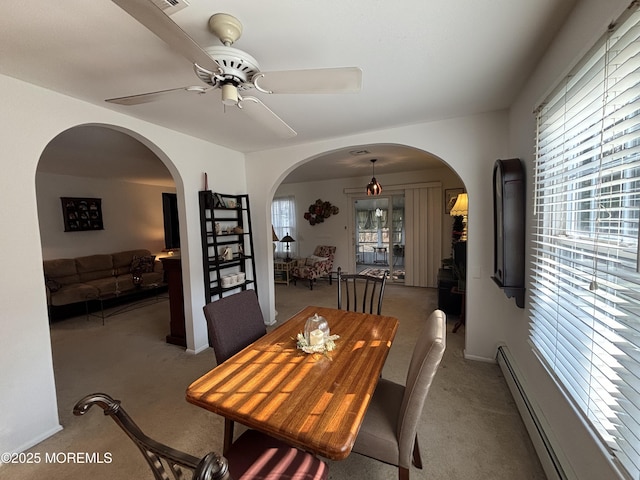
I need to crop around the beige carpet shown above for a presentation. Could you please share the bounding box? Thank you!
[3,282,546,479]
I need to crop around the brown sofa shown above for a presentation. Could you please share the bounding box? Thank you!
[43,249,164,307]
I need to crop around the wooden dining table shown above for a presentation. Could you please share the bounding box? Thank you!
[186,305,399,460]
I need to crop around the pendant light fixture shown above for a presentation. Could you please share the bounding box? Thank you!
[366,159,382,196]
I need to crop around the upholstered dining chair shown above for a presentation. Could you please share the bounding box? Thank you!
[74,392,328,480]
[203,290,267,454]
[336,267,389,315]
[351,309,447,480]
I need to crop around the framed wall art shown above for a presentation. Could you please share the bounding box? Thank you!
[444,188,465,214]
[61,197,104,232]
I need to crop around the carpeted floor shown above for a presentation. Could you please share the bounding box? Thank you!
[3,281,546,479]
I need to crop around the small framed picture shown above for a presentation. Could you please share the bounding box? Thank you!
[444,188,464,214]
[61,197,104,232]
[213,193,226,208]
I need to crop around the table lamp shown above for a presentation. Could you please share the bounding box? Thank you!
[280,233,295,261]
[450,193,468,241]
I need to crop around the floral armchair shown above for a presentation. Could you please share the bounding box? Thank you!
[292,245,336,290]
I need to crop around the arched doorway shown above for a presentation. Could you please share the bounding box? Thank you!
[36,124,183,417]
[268,143,467,339]
[37,125,177,259]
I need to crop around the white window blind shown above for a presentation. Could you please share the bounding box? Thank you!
[532,6,640,477]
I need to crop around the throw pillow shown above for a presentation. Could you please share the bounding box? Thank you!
[131,255,156,273]
[305,255,329,266]
[45,276,61,292]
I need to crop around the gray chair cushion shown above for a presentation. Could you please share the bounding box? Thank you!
[351,378,404,466]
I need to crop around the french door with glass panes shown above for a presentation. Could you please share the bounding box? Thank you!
[353,195,404,282]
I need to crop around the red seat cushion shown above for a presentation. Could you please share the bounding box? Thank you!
[225,430,328,480]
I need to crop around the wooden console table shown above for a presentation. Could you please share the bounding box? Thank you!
[160,256,186,347]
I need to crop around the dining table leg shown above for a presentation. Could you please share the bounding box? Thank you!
[223,418,235,455]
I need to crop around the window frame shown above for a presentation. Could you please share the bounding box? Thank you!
[531,5,640,477]
[271,196,297,259]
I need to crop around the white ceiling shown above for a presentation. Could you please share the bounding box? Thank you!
[2,0,577,184]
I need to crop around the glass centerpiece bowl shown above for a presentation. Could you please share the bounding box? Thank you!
[304,313,329,346]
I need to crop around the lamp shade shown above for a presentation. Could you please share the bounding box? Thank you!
[280,233,295,261]
[450,193,468,216]
[272,225,279,241]
[367,177,382,196]
[366,158,382,196]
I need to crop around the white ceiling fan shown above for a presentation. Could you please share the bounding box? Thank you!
[108,0,362,138]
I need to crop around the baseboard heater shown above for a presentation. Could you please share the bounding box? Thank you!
[496,345,567,480]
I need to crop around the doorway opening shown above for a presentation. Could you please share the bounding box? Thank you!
[354,195,405,282]
[162,192,181,251]
[36,124,182,426]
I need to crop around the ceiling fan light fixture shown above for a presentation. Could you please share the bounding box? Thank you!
[107,3,362,140]
[221,83,239,106]
[366,159,382,196]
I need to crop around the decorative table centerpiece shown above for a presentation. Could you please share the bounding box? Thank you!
[297,313,340,354]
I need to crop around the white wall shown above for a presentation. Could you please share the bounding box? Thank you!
[275,178,351,270]
[37,173,174,259]
[0,74,245,456]
[246,112,509,360]
[506,0,629,478]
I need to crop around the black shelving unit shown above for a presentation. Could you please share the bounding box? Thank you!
[199,191,257,304]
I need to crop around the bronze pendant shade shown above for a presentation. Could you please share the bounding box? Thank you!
[366,159,382,196]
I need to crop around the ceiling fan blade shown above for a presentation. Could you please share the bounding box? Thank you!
[238,96,297,138]
[112,0,219,73]
[106,86,207,105]
[253,67,362,94]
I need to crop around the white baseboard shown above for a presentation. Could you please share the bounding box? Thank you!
[463,350,495,363]
[188,344,210,355]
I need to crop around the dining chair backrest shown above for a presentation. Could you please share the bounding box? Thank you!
[203,290,268,454]
[74,393,230,480]
[203,290,266,364]
[337,267,389,315]
[397,309,446,466]
[74,392,329,480]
